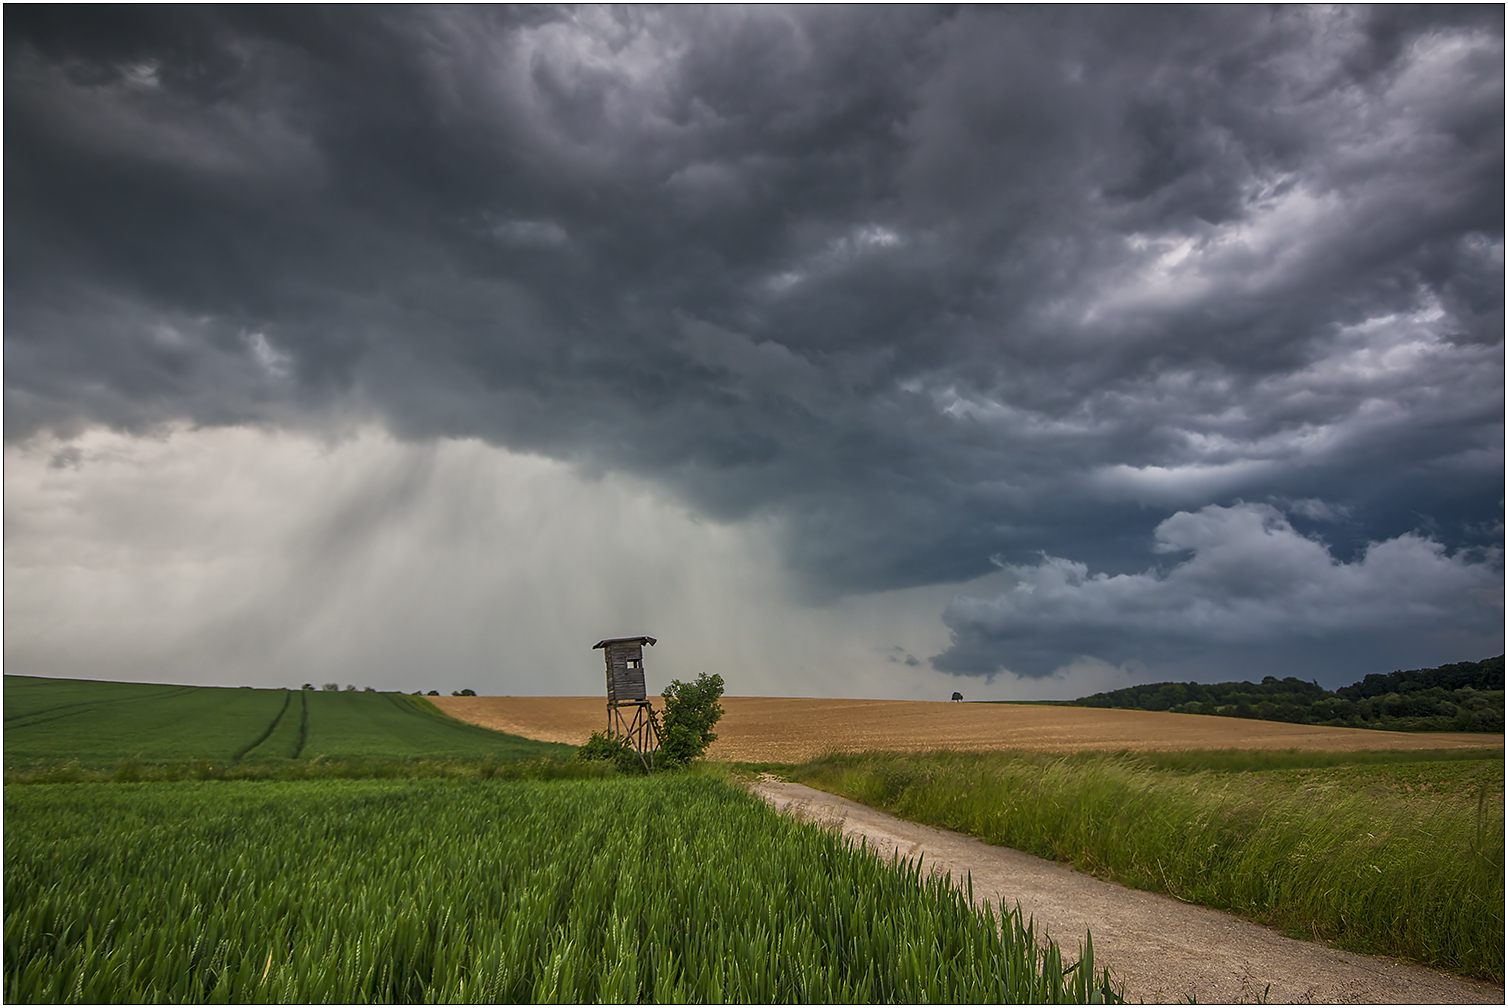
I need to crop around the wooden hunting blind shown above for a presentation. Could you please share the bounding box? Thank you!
[593,636,662,769]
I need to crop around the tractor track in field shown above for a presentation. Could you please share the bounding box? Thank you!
[232,689,293,762]
[749,778,1504,1005]
[292,689,309,758]
[4,685,195,729]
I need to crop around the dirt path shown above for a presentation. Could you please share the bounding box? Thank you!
[749,778,1503,1005]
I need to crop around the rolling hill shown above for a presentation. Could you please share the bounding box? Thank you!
[3,676,571,768]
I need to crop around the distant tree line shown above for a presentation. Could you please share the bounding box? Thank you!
[1072,656,1504,733]
[293,684,478,696]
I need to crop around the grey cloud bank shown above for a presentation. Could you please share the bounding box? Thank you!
[937,502,1502,680]
[5,6,1502,690]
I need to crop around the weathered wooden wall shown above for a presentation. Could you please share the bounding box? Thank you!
[604,642,647,703]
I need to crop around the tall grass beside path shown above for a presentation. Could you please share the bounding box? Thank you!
[794,750,1504,981]
[6,774,1119,1004]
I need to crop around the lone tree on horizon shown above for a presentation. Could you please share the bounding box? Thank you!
[952,691,964,702]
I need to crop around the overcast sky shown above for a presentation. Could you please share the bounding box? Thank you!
[5,6,1502,698]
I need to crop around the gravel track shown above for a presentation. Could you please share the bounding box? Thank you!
[749,778,1503,1005]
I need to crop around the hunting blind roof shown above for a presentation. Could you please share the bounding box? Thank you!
[591,636,658,649]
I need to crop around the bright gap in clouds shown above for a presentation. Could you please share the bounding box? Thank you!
[4,425,1021,700]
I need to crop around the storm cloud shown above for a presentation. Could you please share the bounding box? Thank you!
[936,502,1503,680]
[6,7,1502,689]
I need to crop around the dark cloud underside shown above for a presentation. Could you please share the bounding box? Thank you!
[6,6,1501,682]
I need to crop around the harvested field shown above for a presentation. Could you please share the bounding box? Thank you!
[430,696,1504,763]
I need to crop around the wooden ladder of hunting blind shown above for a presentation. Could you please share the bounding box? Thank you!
[593,636,663,771]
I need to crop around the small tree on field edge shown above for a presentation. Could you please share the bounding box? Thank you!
[659,673,725,767]
[952,691,964,702]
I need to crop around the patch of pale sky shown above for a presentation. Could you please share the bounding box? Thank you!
[504,6,705,147]
[4,425,1020,700]
[122,60,161,88]
[1391,28,1505,123]
[1088,186,1343,326]
[765,224,906,295]
[1086,460,1278,507]
[245,332,292,378]
[1290,313,1461,393]
[929,386,1102,440]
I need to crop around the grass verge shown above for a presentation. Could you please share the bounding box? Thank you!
[3,754,611,785]
[791,749,1504,981]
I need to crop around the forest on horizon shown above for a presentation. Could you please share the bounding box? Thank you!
[1071,656,1505,733]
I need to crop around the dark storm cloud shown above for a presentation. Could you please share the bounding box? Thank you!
[6,5,1502,681]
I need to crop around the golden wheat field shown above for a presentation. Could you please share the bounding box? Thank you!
[430,696,1504,763]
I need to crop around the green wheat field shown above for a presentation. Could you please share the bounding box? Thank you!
[5,674,1502,1002]
[4,676,1117,1004]
[4,675,570,768]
